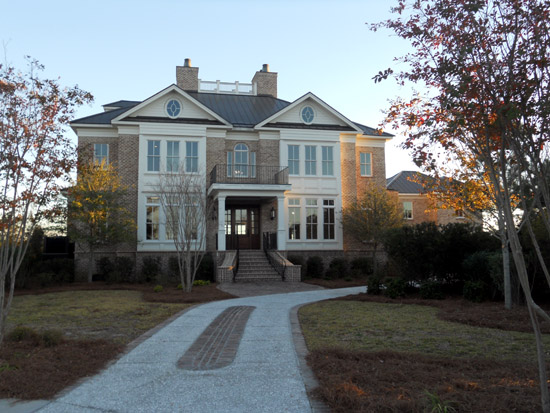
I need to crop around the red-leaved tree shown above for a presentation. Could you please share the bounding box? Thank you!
[0,58,92,345]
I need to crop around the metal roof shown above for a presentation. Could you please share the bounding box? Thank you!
[386,171,431,194]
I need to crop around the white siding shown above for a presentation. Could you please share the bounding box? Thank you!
[276,100,347,126]
[131,91,217,120]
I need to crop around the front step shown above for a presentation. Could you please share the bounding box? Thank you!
[235,250,281,282]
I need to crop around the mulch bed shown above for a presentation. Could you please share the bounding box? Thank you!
[308,349,541,413]
[336,292,550,334]
[303,278,367,289]
[0,339,124,400]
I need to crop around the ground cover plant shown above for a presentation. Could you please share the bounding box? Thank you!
[0,282,234,399]
[299,295,550,412]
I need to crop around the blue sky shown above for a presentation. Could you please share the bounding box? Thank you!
[1,0,419,177]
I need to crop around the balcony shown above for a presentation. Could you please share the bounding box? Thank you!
[210,165,289,186]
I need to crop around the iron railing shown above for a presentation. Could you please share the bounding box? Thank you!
[263,231,285,281]
[210,165,289,186]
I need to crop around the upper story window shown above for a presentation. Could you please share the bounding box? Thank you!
[166,141,180,172]
[94,143,109,164]
[227,143,256,178]
[288,145,300,175]
[301,106,315,124]
[403,201,413,220]
[165,99,182,118]
[186,141,198,173]
[147,140,161,172]
[322,146,333,176]
[305,145,317,176]
[360,152,372,177]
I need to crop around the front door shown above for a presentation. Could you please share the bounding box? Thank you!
[225,207,260,249]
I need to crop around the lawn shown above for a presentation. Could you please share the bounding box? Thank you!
[0,283,234,400]
[299,296,548,412]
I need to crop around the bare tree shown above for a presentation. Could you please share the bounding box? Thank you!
[156,167,212,292]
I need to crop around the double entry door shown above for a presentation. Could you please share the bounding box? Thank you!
[225,207,260,250]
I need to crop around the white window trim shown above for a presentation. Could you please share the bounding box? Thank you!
[403,201,413,220]
[360,152,373,177]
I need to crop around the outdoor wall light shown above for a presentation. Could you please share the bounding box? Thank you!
[270,206,276,220]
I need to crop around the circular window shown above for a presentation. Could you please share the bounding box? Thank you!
[301,106,315,124]
[166,99,182,118]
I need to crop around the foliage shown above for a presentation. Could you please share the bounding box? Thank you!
[341,183,402,273]
[288,255,306,273]
[463,281,489,303]
[367,274,382,295]
[424,390,457,413]
[16,226,44,288]
[141,256,160,283]
[384,277,407,299]
[419,281,444,300]
[8,326,63,347]
[350,257,373,277]
[306,256,324,278]
[153,285,163,293]
[373,1,550,406]
[195,253,214,282]
[325,257,349,279]
[67,160,136,282]
[96,256,134,283]
[0,58,92,346]
[193,280,210,286]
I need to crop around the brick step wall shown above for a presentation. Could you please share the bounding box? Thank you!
[235,250,281,281]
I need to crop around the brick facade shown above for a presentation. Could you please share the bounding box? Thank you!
[251,69,277,97]
[176,63,199,92]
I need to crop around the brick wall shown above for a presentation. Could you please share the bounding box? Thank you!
[355,146,386,194]
[251,71,277,97]
[399,195,437,225]
[176,65,199,91]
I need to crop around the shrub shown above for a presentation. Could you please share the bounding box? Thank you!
[351,257,373,277]
[463,280,488,302]
[326,257,349,279]
[176,283,183,290]
[193,279,210,286]
[420,280,444,300]
[114,256,135,283]
[153,285,163,293]
[168,256,180,281]
[37,272,56,287]
[367,274,382,295]
[97,257,114,281]
[141,256,161,283]
[384,277,407,299]
[196,254,215,282]
[40,258,75,283]
[42,330,63,347]
[306,256,324,278]
[8,326,40,343]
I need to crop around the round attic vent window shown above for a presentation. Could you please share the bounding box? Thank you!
[166,99,182,118]
[301,106,315,124]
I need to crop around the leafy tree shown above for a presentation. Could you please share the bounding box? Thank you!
[156,169,212,292]
[0,58,92,345]
[373,0,550,408]
[341,183,402,274]
[68,160,135,282]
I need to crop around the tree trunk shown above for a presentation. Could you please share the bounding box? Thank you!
[498,211,512,309]
[372,242,378,276]
[88,247,94,283]
[185,258,192,293]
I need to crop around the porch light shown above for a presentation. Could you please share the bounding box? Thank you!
[270,206,276,220]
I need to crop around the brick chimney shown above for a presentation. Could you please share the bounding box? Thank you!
[176,58,199,92]
[251,64,277,97]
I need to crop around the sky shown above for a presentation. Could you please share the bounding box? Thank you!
[1,0,420,178]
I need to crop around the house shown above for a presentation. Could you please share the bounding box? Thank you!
[386,170,475,225]
[70,60,392,281]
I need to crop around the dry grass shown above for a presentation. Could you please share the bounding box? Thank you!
[299,296,550,412]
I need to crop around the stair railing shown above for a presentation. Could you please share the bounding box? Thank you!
[232,234,240,282]
[263,231,286,281]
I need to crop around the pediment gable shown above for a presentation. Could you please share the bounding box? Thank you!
[255,93,363,132]
[113,85,231,126]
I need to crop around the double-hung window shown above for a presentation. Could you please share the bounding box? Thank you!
[146,196,160,240]
[147,140,160,172]
[94,143,109,164]
[305,146,316,175]
[306,199,318,239]
[288,145,300,175]
[322,146,333,176]
[166,141,180,172]
[186,141,198,173]
[323,199,335,239]
[360,152,372,176]
[403,202,413,220]
[288,199,300,240]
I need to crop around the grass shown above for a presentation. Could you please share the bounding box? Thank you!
[6,290,190,344]
[0,283,234,400]
[299,300,547,362]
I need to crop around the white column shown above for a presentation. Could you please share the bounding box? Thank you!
[217,196,226,251]
[276,196,286,251]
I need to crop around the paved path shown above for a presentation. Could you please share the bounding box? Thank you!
[29,286,365,412]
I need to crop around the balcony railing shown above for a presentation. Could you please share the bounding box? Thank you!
[210,165,289,185]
